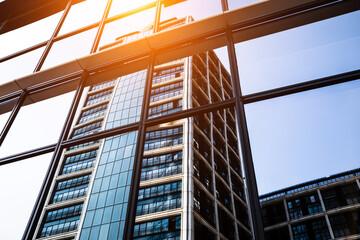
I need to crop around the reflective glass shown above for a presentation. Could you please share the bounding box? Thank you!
[42,28,98,70]
[227,0,262,10]
[108,0,155,18]
[0,92,74,158]
[245,80,360,195]
[235,10,360,95]
[0,98,16,130]
[0,47,45,84]
[58,0,108,35]
[0,11,63,58]
[160,0,222,23]
[99,8,156,50]
[0,153,52,240]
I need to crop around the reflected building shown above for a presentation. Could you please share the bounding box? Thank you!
[260,168,360,239]
[33,17,252,240]
[0,0,359,240]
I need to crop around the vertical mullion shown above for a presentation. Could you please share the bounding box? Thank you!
[153,0,162,33]
[123,52,156,240]
[34,0,73,72]
[22,71,88,240]
[90,0,113,53]
[224,28,266,240]
[0,91,27,147]
[123,4,161,238]
[222,0,265,236]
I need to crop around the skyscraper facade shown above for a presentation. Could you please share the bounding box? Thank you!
[32,17,252,240]
[0,0,359,240]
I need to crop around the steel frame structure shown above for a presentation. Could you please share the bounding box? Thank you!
[0,0,359,239]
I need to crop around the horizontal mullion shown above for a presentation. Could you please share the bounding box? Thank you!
[0,144,56,166]
[61,122,139,148]
[242,69,360,104]
[145,98,236,127]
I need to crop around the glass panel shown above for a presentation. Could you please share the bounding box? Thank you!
[245,80,360,195]
[79,131,138,240]
[0,47,45,85]
[227,0,262,10]
[0,92,75,158]
[99,8,156,51]
[0,111,11,132]
[0,153,52,240]
[41,27,98,70]
[0,98,17,130]
[160,0,222,24]
[235,10,360,95]
[0,11,63,58]
[58,0,108,35]
[105,70,147,129]
[108,0,155,18]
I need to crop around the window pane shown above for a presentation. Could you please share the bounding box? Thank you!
[108,0,155,18]
[0,98,18,130]
[0,92,74,158]
[58,0,108,35]
[0,11,63,58]
[0,153,52,240]
[235,10,360,95]
[245,80,360,195]
[160,0,222,23]
[0,47,45,85]
[227,0,262,10]
[99,8,156,50]
[41,28,98,70]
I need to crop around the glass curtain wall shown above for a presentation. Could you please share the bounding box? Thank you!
[0,0,359,240]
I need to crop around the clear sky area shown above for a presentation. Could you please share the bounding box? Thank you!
[0,1,359,239]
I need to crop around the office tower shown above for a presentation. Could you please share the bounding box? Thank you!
[260,168,360,239]
[30,17,252,240]
[0,0,359,240]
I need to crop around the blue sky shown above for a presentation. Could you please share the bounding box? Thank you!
[236,10,360,194]
[0,2,359,239]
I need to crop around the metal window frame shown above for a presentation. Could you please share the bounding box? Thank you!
[0,0,358,239]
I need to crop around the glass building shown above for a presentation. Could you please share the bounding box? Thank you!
[0,0,359,239]
[260,168,360,239]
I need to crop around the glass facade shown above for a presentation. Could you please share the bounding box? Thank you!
[0,0,359,240]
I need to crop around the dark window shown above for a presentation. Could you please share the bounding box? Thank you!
[292,217,330,240]
[193,154,213,194]
[152,65,184,85]
[141,151,182,181]
[133,216,181,240]
[136,181,182,216]
[321,182,360,210]
[78,103,108,124]
[194,219,216,240]
[85,88,113,107]
[144,126,183,151]
[38,204,83,238]
[71,120,103,139]
[150,81,183,103]
[148,99,183,118]
[265,226,290,240]
[262,201,287,227]
[216,179,232,212]
[287,193,322,220]
[61,150,98,175]
[51,175,91,204]
[194,184,215,226]
[329,210,360,237]
[218,206,236,240]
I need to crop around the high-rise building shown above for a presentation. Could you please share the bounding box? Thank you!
[31,17,252,240]
[260,168,360,239]
[0,0,359,240]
